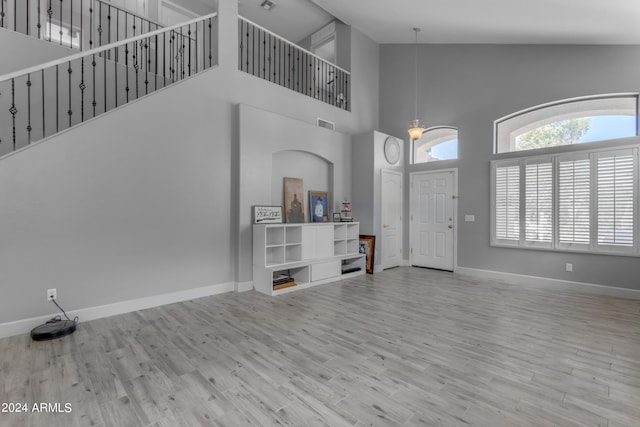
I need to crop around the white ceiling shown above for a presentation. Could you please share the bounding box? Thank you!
[310,0,640,44]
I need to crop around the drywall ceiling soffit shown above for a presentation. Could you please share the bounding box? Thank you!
[238,0,335,43]
[311,0,640,44]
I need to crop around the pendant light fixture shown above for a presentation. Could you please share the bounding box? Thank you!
[408,27,425,140]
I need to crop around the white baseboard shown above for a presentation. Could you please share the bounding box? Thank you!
[0,281,236,339]
[236,281,254,292]
[455,267,640,300]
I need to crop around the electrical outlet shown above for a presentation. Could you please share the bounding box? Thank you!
[47,288,57,301]
[566,263,573,272]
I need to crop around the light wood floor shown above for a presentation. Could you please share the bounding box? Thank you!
[1,267,640,427]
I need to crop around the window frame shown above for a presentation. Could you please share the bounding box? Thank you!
[491,144,640,256]
[494,93,640,154]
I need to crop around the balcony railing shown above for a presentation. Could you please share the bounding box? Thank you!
[238,17,350,111]
[0,12,218,157]
[0,0,162,50]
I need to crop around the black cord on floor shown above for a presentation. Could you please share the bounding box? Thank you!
[51,298,79,323]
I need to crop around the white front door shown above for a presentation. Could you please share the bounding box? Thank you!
[411,170,456,271]
[381,170,403,269]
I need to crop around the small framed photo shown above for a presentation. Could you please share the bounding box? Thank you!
[252,206,283,224]
[359,235,375,274]
[309,191,329,222]
[333,212,342,222]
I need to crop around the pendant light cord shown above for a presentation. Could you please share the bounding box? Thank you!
[414,28,419,121]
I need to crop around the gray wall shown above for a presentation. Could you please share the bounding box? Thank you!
[379,44,640,290]
[0,0,379,326]
[352,130,404,271]
[0,28,75,76]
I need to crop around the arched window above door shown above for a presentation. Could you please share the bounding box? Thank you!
[412,126,459,164]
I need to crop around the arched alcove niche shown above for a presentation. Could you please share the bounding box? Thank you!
[271,150,334,218]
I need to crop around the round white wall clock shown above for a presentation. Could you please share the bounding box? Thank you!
[384,136,400,165]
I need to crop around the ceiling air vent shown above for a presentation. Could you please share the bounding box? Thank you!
[317,118,335,131]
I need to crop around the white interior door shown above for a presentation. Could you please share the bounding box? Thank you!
[411,170,456,271]
[381,170,403,269]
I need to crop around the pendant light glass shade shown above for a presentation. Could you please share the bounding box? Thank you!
[408,120,424,140]
[408,28,424,140]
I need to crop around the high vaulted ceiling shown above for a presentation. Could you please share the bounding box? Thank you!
[306,0,640,45]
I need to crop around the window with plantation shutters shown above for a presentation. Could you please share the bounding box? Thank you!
[596,150,636,250]
[558,156,591,248]
[494,164,520,242]
[492,146,639,255]
[525,161,553,245]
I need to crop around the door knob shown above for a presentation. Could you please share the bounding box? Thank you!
[383,224,389,228]
[448,224,454,229]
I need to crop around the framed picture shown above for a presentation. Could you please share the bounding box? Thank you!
[333,212,341,222]
[283,177,304,223]
[309,191,329,222]
[252,206,282,224]
[359,235,375,274]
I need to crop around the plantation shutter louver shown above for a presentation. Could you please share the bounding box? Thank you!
[558,156,591,248]
[597,150,636,250]
[495,164,520,241]
[525,161,553,244]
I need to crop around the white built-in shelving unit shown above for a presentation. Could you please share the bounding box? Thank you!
[253,222,365,296]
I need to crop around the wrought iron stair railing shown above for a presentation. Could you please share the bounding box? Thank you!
[0,12,217,157]
[1,0,162,50]
[238,16,350,111]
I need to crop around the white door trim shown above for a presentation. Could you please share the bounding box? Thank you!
[409,168,458,271]
[381,169,403,270]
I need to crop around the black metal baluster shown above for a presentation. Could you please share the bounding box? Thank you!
[155,33,159,90]
[262,30,266,79]
[103,50,107,112]
[135,40,139,99]
[144,38,149,95]
[180,27,185,79]
[107,5,111,47]
[89,2,93,49]
[267,33,272,82]
[251,24,255,76]
[194,23,198,74]
[169,31,173,81]
[162,31,166,85]
[47,0,53,42]
[245,22,249,73]
[209,18,213,67]
[13,0,16,31]
[26,0,30,35]
[345,74,349,110]
[80,57,85,122]
[10,78,17,150]
[188,25,192,76]
[67,61,72,128]
[92,53,96,117]
[37,0,42,39]
[27,74,32,143]
[125,40,129,103]
[98,2,103,48]
[238,19,243,71]
[55,65,59,132]
[114,44,118,107]
[41,70,45,139]
[1,0,5,29]
[287,43,291,89]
